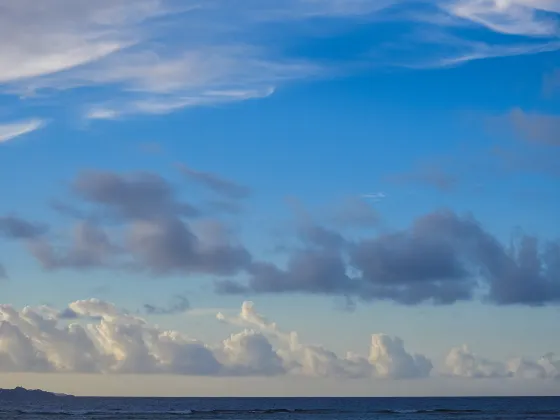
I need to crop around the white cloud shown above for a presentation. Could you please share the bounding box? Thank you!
[219,301,432,379]
[444,0,560,36]
[0,0,558,120]
[0,119,45,143]
[444,345,560,379]
[0,299,558,380]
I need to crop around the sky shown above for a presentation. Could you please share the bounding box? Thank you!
[0,0,560,397]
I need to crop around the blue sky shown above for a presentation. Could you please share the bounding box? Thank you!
[0,0,560,396]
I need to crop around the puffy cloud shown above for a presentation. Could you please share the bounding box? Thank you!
[28,170,251,277]
[369,335,433,379]
[218,210,560,306]
[444,345,560,379]
[1,299,558,380]
[0,299,432,379]
[219,301,432,379]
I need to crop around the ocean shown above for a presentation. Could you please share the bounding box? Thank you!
[1,397,560,420]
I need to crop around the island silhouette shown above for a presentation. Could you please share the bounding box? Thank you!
[0,387,73,399]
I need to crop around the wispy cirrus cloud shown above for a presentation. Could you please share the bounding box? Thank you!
[0,119,45,143]
[0,0,559,120]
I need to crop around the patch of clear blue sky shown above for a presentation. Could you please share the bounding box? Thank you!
[1,39,559,363]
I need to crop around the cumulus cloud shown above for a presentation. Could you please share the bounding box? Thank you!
[0,119,45,143]
[0,0,558,119]
[218,301,432,379]
[1,299,558,380]
[444,345,560,379]
[218,210,560,306]
[0,299,430,378]
[30,170,251,277]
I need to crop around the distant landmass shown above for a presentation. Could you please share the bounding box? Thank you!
[0,387,73,399]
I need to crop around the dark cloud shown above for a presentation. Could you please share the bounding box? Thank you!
[143,295,190,315]
[507,108,560,146]
[387,165,458,192]
[217,210,560,306]
[127,218,251,276]
[0,216,48,239]
[72,170,198,221]
[29,170,252,278]
[178,164,251,200]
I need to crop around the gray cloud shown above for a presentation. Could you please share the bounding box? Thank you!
[217,210,560,306]
[507,108,560,146]
[72,170,198,221]
[30,222,119,270]
[32,170,251,277]
[0,215,47,239]
[126,218,251,276]
[143,295,190,315]
[178,164,251,200]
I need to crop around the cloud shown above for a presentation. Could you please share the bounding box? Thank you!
[217,210,560,306]
[0,299,429,378]
[1,0,559,120]
[143,295,190,315]
[71,170,198,221]
[444,345,560,379]
[506,108,560,146]
[442,0,560,37]
[1,299,558,380]
[0,119,45,143]
[218,301,432,379]
[30,222,119,270]
[178,164,251,200]
[31,170,251,277]
[0,215,48,239]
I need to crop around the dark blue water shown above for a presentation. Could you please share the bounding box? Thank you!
[1,397,560,420]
